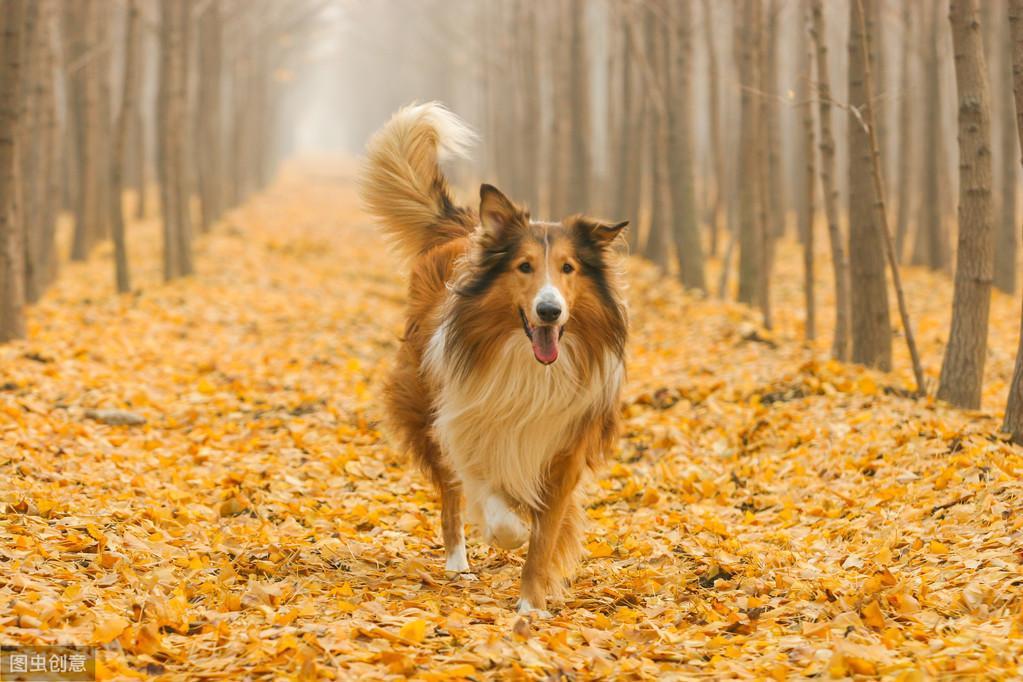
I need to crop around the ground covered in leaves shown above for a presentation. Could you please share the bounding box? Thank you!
[2,162,1022,680]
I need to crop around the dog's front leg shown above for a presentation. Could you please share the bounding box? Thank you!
[517,452,583,615]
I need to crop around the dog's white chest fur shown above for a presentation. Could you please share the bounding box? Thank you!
[425,328,621,511]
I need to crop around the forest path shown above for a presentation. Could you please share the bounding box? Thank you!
[2,162,1021,679]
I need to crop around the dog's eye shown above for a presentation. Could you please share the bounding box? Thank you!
[562,262,575,274]
[518,262,533,274]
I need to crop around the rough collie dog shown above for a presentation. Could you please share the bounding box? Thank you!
[359,103,628,615]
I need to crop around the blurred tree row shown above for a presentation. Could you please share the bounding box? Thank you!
[0,0,329,341]
[337,0,1023,430]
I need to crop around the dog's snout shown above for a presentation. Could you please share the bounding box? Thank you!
[536,301,562,323]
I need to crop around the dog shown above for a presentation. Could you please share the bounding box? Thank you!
[359,102,628,615]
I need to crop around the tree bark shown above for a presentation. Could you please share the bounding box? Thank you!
[642,2,671,271]
[848,0,892,371]
[0,0,28,341]
[667,0,706,292]
[701,0,725,258]
[1001,0,1023,441]
[197,0,224,233]
[894,0,915,261]
[809,0,851,361]
[913,2,952,271]
[565,0,590,214]
[995,10,1019,295]
[938,0,995,409]
[111,0,140,294]
[801,0,816,342]
[736,0,762,307]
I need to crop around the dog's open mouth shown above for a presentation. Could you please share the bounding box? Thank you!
[519,308,564,365]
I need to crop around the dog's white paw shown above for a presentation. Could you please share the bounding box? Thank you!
[483,496,528,550]
[444,544,470,577]
[515,598,552,619]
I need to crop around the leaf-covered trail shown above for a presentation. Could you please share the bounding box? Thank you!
[2,163,1022,679]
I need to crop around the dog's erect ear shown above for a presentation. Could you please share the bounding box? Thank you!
[578,217,629,247]
[479,184,524,238]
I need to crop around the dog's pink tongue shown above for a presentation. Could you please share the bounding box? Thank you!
[531,326,559,364]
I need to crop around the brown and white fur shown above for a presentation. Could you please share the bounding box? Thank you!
[359,103,628,615]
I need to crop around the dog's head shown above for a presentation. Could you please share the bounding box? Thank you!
[454,184,628,366]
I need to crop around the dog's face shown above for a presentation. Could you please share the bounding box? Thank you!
[455,184,627,366]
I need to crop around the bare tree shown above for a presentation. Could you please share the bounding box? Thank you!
[848,0,892,371]
[1002,0,1023,442]
[667,0,706,292]
[642,1,671,272]
[912,1,952,271]
[995,9,1019,295]
[801,0,817,342]
[809,0,851,360]
[110,0,141,294]
[0,0,28,341]
[196,0,224,233]
[893,0,915,261]
[938,0,995,409]
[702,0,725,258]
[736,0,763,308]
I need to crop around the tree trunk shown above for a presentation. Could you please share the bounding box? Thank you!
[36,1,60,292]
[894,0,915,261]
[764,0,784,239]
[938,0,995,409]
[197,0,224,233]
[566,0,590,214]
[111,0,140,294]
[643,2,671,272]
[701,0,725,258]
[667,0,706,292]
[19,1,41,304]
[801,0,816,342]
[809,0,851,361]
[754,0,772,327]
[0,0,28,341]
[848,0,892,371]
[173,0,194,277]
[67,0,98,262]
[995,10,1019,295]
[913,2,952,271]
[1001,0,1023,441]
[736,0,762,306]
[621,12,645,252]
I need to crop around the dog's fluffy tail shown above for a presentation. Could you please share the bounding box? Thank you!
[359,102,477,262]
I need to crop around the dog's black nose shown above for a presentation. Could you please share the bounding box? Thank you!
[536,302,562,323]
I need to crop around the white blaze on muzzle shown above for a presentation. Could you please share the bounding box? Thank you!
[533,284,567,324]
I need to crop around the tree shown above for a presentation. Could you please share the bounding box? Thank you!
[642,1,671,271]
[701,0,726,258]
[565,0,590,214]
[111,0,141,294]
[666,0,706,292]
[615,5,644,250]
[938,0,995,409]
[0,0,28,341]
[197,0,225,233]
[937,0,990,411]
[995,10,1019,295]
[1002,0,1023,441]
[158,0,194,281]
[736,0,763,308]
[809,0,851,361]
[801,0,817,342]
[912,2,952,271]
[894,0,915,261]
[848,0,892,371]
